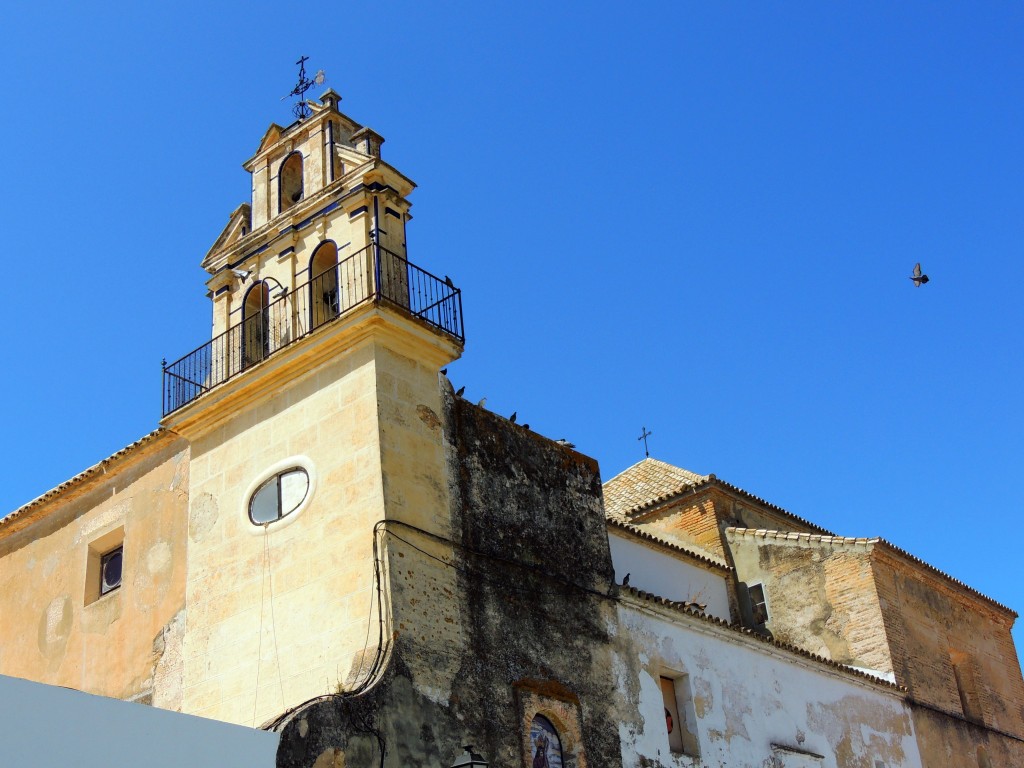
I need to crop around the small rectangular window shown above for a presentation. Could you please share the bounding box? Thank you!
[749,583,769,626]
[659,674,700,758]
[84,527,125,605]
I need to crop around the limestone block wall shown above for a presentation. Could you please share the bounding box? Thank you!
[0,433,189,707]
[181,342,385,726]
[375,347,465,692]
[614,598,922,768]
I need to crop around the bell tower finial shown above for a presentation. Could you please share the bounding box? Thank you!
[284,55,326,120]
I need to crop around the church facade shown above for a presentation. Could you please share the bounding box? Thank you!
[0,92,1020,768]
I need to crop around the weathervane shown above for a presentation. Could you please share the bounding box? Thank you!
[638,426,653,458]
[283,55,326,120]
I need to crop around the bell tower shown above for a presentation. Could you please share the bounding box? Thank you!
[160,77,464,726]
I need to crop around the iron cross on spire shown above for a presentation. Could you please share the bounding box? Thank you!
[638,426,653,458]
[284,55,326,120]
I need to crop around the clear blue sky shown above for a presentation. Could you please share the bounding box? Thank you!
[2,3,1022,650]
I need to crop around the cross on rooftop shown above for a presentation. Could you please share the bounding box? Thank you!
[638,426,652,457]
[285,55,326,120]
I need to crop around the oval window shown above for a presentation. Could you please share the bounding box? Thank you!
[248,468,309,525]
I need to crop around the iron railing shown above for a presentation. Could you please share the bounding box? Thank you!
[162,244,463,416]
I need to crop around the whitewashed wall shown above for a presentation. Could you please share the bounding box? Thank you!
[0,673,279,767]
[608,532,732,620]
[613,600,923,768]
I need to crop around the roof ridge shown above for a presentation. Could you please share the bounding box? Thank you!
[0,428,171,532]
[725,527,1016,617]
[620,476,833,536]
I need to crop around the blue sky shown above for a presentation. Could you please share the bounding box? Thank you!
[1,2,1022,650]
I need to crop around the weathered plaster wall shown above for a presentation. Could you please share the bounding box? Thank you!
[0,434,189,706]
[277,392,623,768]
[614,598,922,768]
[726,530,894,675]
[870,551,1024,739]
[607,532,731,620]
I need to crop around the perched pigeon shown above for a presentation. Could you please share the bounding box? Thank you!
[444,275,455,288]
[622,573,631,586]
[477,397,487,408]
[440,368,447,376]
[455,386,465,397]
[556,439,576,449]
[522,424,530,430]
[909,263,930,287]
[509,411,517,423]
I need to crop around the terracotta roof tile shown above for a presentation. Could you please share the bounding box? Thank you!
[602,458,833,536]
[603,458,707,520]
[0,428,171,534]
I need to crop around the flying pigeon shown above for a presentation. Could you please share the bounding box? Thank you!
[909,263,929,287]
[455,386,465,397]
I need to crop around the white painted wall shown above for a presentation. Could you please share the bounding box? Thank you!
[608,532,731,620]
[613,601,923,768]
[0,673,279,767]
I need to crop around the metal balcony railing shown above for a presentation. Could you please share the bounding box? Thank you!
[162,244,463,416]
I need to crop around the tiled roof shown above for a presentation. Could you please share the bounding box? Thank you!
[726,527,1016,617]
[606,517,732,571]
[602,457,833,535]
[603,458,707,520]
[620,584,905,692]
[0,428,171,535]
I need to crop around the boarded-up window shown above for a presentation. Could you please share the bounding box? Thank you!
[660,676,684,753]
[660,675,699,757]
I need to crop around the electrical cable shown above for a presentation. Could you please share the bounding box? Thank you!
[266,524,286,710]
[252,523,269,727]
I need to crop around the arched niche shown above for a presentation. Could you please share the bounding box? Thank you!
[279,152,304,213]
[528,714,564,768]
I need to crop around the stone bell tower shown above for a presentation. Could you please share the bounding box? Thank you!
[160,77,464,726]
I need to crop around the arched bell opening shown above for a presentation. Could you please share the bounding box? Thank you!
[309,241,339,330]
[278,152,304,214]
[242,281,271,368]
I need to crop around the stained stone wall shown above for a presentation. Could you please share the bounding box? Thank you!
[276,387,623,768]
